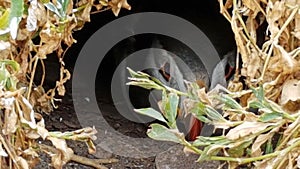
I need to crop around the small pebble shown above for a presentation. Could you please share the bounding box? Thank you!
[84,97,90,102]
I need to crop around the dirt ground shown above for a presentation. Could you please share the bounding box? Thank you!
[34,79,221,169]
[34,79,157,169]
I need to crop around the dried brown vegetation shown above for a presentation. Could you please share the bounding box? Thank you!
[0,0,130,168]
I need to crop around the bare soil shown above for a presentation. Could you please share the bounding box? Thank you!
[35,79,220,169]
[34,80,157,168]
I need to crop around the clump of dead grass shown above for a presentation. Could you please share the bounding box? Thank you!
[0,0,130,168]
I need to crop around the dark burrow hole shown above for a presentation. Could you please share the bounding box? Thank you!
[37,0,237,151]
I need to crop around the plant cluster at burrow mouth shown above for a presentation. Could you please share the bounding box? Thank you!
[0,0,130,168]
[128,0,300,168]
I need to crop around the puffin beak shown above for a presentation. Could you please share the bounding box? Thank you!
[188,50,236,141]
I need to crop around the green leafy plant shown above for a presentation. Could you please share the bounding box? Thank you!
[0,60,20,90]
[127,68,300,168]
[0,0,23,39]
[42,0,69,19]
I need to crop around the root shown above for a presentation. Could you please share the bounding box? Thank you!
[39,144,118,169]
[71,154,118,169]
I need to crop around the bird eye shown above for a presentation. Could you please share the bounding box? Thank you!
[159,62,171,81]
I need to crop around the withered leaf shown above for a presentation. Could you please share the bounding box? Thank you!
[2,106,18,135]
[16,156,29,169]
[38,29,61,57]
[0,142,7,157]
[56,65,71,96]
[48,137,74,168]
[251,130,276,157]
[280,79,300,105]
[226,121,275,140]
[109,0,131,16]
